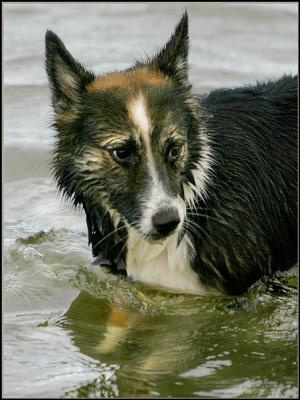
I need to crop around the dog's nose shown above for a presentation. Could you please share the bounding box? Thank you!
[152,208,180,235]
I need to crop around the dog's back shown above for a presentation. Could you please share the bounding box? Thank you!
[190,75,298,294]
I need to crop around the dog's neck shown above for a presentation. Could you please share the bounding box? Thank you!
[125,227,210,294]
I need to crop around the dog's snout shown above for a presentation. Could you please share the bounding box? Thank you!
[152,208,180,235]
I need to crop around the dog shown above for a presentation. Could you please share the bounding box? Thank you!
[45,12,297,295]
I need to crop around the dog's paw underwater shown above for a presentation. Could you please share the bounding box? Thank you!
[45,12,298,296]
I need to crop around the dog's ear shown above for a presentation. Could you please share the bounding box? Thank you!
[150,11,189,84]
[45,30,95,114]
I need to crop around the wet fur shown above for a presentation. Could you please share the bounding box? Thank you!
[46,13,298,295]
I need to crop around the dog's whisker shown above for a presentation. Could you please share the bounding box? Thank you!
[92,225,126,250]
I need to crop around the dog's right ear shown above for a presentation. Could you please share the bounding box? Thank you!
[45,30,95,114]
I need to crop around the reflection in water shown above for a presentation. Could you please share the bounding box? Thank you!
[55,276,297,398]
[63,364,120,399]
[3,224,298,397]
[3,221,298,398]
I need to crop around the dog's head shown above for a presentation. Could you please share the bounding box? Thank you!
[46,12,212,242]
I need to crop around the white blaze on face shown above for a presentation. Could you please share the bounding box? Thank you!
[128,95,151,138]
[128,94,185,236]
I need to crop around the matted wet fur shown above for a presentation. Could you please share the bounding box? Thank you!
[45,12,298,295]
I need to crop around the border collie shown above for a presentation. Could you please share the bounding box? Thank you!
[45,12,297,295]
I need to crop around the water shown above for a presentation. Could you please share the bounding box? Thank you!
[3,2,298,398]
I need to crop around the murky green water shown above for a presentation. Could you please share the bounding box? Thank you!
[3,2,298,398]
[3,227,298,398]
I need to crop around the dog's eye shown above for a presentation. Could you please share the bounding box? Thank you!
[112,147,132,163]
[167,143,183,163]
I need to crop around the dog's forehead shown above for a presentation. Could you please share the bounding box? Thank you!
[127,95,150,138]
[87,67,181,143]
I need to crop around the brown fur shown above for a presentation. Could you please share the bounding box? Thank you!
[87,67,169,93]
[56,111,77,125]
[106,305,129,328]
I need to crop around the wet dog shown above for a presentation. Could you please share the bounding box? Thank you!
[45,12,297,295]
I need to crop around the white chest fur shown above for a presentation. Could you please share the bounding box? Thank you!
[126,228,209,294]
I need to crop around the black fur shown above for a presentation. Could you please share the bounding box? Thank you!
[45,30,95,114]
[151,10,189,84]
[190,75,298,294]
[46,13,298,295]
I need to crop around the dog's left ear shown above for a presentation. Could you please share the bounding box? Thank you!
[151,11,189,84]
